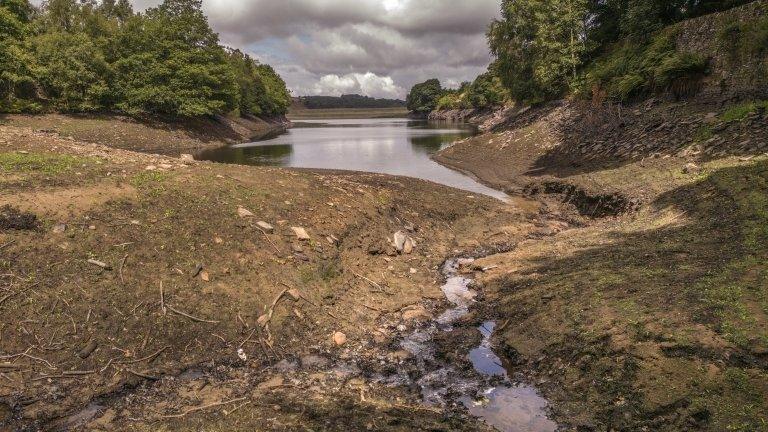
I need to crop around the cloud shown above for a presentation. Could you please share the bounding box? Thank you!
[307,72,405,99]
[31,0,502,98]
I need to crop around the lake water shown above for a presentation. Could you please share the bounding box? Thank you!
[196,118,507,200]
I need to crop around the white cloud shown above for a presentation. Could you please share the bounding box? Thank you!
[309,72,404,99]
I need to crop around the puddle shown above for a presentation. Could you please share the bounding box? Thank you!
[393,258,557,432]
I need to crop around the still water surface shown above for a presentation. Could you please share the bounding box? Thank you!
[196,118,507,200]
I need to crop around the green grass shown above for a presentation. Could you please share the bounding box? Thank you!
[579,30,708,102]
[0,152,90,174]
[719,15,768,59]
[721,100,768,122]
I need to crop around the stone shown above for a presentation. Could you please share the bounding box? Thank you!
[179,154,195,163]
[291,227,310,241]
[301,355,330,370]
[256,221,274,233]
[237,206,254,218]
[387,350,413,362]
[682,163,702,174]
[401,305,432,322]
[52,223,67,234]
[145,165,157,171]
[393,231,416,254]
[333,331,347,346]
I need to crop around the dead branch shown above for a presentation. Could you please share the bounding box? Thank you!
[119,254,128,284]
[255,225,282,255]
[120,346,169,365]
[126,369,160,381]
[167,305,219,324]
[352,272,391,295]
[87,259,112,270]
[160,397,248,419]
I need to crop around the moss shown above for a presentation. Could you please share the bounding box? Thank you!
[0,152,90,174]
[721,100,768,122]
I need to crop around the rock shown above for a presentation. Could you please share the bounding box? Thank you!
[683,163,702,174]
[256,375,284,391]
[393,231,416,254]
[256,221,274,233]
[387,350,413,363]
[409,268,417,274]
[301,355,330,370]
[52,223,67,234]
[401,305,433,322]
[333,331,347,346]
[237,206,254,218]
[179,154,195,163]
[291,244,303,253]
[200,271,210,282]
[237,348,247,361]
[145,165,157,171]
[291,227,310,241]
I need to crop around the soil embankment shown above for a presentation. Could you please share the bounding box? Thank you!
[0,113,290,156]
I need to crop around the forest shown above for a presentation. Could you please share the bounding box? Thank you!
[299,94,404,109]
[0,0,291,118]
[408,0,759,112]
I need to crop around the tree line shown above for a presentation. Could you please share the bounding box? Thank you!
[0,0,291,118]
[299,94,405,110]
[408,0,755,113]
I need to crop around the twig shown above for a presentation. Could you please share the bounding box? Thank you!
[87,259,112,270]
[119,254,128,284]
[258,288,288,327]
[126,369,160,381]
[239,328,257,348]
[120,346,169,365]
[167,305,219,324]
[63,369,97,376]
[0,240,15,251]
[160,282,166,316]
[224,400,252,416]
[255,225,282,255]
[353,272,392,295]
[160,397,248,419]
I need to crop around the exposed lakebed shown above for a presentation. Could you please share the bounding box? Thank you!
[196,118,508,200]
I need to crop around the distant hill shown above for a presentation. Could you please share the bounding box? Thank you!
[297,94,405,109]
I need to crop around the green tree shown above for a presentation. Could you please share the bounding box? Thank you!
[406,78,443,113]
[31,32,112,111]
[0,0,36,110]
[113,0,238,116]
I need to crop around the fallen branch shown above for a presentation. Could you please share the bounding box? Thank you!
[87,259,112,270]
[167,305,219,324]
[119,254,128,284]
[257,288,288,327]
[353,272,391,295]
[120,346,169,365]
[255,225,282,255]
[160,397,248,419]
[126,369,160,381]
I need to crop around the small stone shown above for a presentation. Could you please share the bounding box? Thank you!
[214,237,224,244]
[179,154,195,163]
[333,331,347,346]
[200,271,210,282]
[291,227,310,241]
[683,163,702,174]
[291,244,303,253]
[145,165,157,171]
[52,223,67,234]
[401,305,432,322]
[237,348,247,361]
[409,268,417,274]
[256,221,274,233]
[237,206,254,218]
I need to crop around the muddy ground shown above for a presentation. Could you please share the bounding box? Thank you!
[0,124,575,431]
[0,114,287,156]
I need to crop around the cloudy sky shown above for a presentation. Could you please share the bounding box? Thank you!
[130,0,502,99]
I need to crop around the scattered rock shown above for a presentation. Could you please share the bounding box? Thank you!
[401,305,433,322]
[291,227,310,241]
[256,375,284,391]
[392,231,416,254]
[256,221,274,233]
[333,331,347,346]
[683,163,702,174]
[301,355,330,370]
[237,206,254,218]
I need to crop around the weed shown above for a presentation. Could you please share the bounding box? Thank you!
[0,152,88,175]
[721,100,768,122]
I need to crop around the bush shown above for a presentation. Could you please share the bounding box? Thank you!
[579,31,708,102]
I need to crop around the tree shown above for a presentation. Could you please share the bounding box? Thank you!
[113,0,238,116]
[406,79,443,113]
[0,0,35,109]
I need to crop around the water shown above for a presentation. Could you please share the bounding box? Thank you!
[394,259,557,432]
[195,118,507,200]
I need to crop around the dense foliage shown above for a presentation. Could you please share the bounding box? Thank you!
[487,0,755,104]
[0,0,290,117]
[406,79,443,114]
[299,94,404,109]
[406,72,509,114]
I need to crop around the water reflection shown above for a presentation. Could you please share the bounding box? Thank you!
[196,118,506,200]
